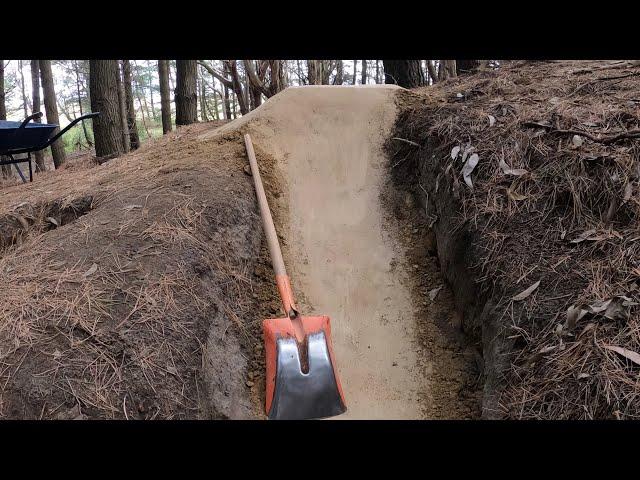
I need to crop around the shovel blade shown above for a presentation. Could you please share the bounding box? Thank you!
[264,315,346,420]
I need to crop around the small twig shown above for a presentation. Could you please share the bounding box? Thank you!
[522,121,640,144]
[391,137,421,147]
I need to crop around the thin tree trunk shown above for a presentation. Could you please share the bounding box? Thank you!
[40,60,67,168]
[334,60,344,85]
[456,60,480,75]
[223,83,231,120]
[175,60,198,125]
[158,59,172,134]
[116,61,130,153]
[352,60,357,85]
[123,60,140,149]
[0,60,11,179]
[18,60,29,118]
[73,60,93,145]
[30,60,46,172]
[426,60,438,84]
[89,60,122,160]
[199,68,208,121]
[212,90,219,120]
[361,60,367,85]
[147,60,156,120]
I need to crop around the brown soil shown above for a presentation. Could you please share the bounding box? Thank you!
[389,60,640,419]
[207,86,480,419]
[0,121,270,419]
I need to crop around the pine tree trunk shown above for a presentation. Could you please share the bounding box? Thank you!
[19,60,29,118]
[175,60,198,125]
[382,60,424,88]
[123,60,140,149]
[40,60,67,168]
[0,60,10,179]
[361,60,367,85]
[223,84,231,120]
[158,59,172,134]
[73,60,93,145]
[456,60,480,75]
[116,61,130,153]
[89,60,123,160]
[147,60,156,120]
[30,60,46,172]
[352,60,357,85]
[334,60,343,85]
[199,68,208,121]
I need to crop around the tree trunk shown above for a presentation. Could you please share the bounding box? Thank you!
[223,83,231,120]
[30,60,46,172]
[123,60,140,149]
[334,60,343,85]
[456,60,480,75]
[199,68,208,121]
[212,90,219,120]
[147,60,156,120]
[175,60,198,125]
[375,60,380,84]
[226,60,248,115]
[438,60,457,80]
[0,60,10,179]
[158,59,172,134]
[73,60,93,146]
[19,60,29,118]
[361,60,367,85]
[352,60,357,85]
[40,60,67,168]
[382,60,424,88]
[426,60,438,84]
[89,60,123,159]
[116,61,130,153]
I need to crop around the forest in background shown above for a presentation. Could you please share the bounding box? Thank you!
[0,59,486,179]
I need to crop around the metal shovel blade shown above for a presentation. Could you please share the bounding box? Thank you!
[264,315,347,420]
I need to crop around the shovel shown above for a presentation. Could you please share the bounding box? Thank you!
[243,133,347,420]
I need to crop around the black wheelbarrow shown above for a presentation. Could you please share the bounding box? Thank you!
[0,111,100,183]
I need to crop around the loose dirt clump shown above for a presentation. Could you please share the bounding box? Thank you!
[0,121,272,419]
[389,60,640,419]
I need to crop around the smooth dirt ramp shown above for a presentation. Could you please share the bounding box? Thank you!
[205,86,472,419]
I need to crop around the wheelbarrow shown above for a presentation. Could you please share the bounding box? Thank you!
[0,111,100,183]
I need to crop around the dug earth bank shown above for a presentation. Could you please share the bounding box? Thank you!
[206,86,480,419]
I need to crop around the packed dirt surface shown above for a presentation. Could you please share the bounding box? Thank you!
[0,121,269,419]
[390,60,640,419]
[206,86,480,419]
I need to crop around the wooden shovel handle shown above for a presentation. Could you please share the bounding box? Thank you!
[244,134,296,315]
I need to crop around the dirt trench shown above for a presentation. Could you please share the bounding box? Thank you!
[207,86,480,419]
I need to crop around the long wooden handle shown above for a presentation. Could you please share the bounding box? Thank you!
[243,134,297,315]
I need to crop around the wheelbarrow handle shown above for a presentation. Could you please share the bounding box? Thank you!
[44,112,101,147]
[19,112,43,129]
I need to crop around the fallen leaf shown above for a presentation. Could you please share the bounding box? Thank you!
[603,345,640,366]
[124,204,143,211]
[166,365,179,376]
[488,115,496,127]
[512,280,541,301]
[577,373,590,380]
[461,145,475,164]
[499,158,528,176]
[570,229,597,243]
[428,286,443,301]
[46,216,59,226]
[572,135,584,147]
[623,182,633,202]
[589,299,612,314]
[566,305,588,330]
[507,188,528,201]
[82,263,98,278]
[451,146,461,160]
[462,153,480,189]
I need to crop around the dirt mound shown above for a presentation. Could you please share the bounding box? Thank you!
[205,86,480,418]
[0,122,269,419]
[389,60,640,419]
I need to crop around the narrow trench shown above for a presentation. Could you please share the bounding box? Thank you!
[0,195,94,252]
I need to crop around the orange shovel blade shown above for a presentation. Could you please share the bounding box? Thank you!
[263,315,346,420]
